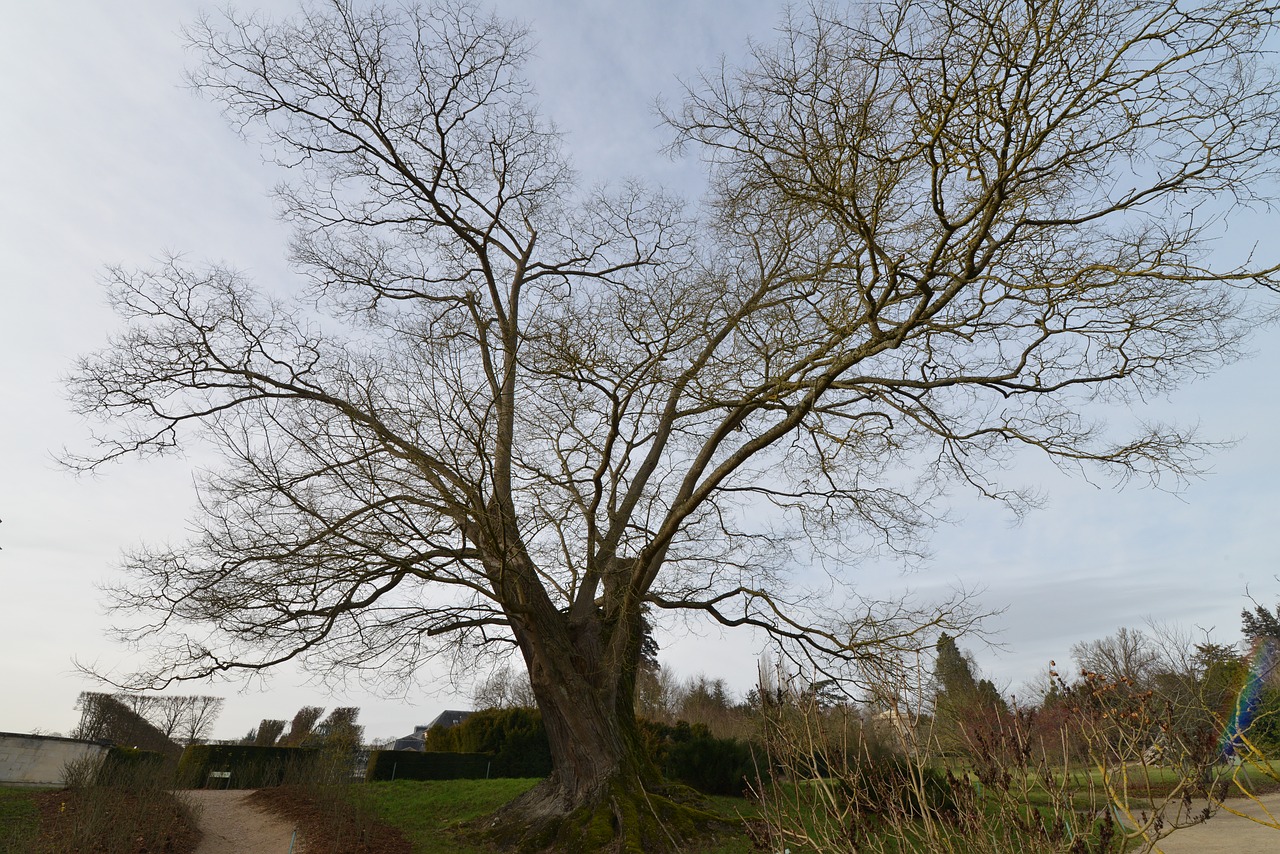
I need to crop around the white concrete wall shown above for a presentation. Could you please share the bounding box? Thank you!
[0,731,109,788]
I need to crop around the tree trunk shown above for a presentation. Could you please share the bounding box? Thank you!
[464,526,728,850]
[477,606,726,852]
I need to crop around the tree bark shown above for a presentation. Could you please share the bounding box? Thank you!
[477,592,721,852]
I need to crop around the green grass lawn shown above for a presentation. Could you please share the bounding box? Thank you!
[344,775,1137,854]
[351,779,766,854]
[348,776,1122,854]
[352,778,539,853]
[1227,759,1280,792]
[347,768,1273,854]
[1016,759,1280,807]
[0,787,43,854]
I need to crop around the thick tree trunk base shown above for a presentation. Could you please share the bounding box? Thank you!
[468,775,737,853]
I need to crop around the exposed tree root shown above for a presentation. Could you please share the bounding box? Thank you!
[468,776,738,853]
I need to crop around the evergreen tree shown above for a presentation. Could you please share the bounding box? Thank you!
[933,633,980,708]
[1242,603,1280,640]
[976,679,1011,716]
[316,707,363,752]
[933,634,1009,752]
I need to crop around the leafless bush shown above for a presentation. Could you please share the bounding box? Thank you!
[752,657,1280,854]
[41,753,201,854]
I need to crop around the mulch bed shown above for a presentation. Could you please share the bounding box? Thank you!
[250,785,412,854]
[31,788,201,854]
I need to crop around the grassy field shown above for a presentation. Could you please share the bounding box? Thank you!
[345,776,1126,853]
[12,761,1264,854]
[350,779,766,854]
[0,788,42,854]
[351,778,540,854]
[1011,759,1280,809]
[343,773,1201,853]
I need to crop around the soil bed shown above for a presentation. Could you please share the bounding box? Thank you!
[33,787,201,854]
[249,785,412,854]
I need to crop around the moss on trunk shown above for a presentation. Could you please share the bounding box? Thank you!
[475,772,735,853]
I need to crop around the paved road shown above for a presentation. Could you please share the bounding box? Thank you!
[185,789,299,854]
[1141,792,1280,853]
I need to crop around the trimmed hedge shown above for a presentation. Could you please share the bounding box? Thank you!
[98,746,173,787]
[176,744,321,789]
[365,750,493,781]
[427,707,553,778]
[418,708,762,794]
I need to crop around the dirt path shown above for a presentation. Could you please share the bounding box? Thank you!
[186,789,300,854]
[1138,791,1280,853]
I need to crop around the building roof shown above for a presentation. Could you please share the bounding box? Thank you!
[426,709,473,730]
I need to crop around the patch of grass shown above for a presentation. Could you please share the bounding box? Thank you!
[0,788,42,854]
[351,778,765,854]
[289,776,1144,854]
[352,779,538,854]
[1229,759,1280,795]
[702,793,761,821]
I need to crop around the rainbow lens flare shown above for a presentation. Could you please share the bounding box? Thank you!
[1220,636,1278,760]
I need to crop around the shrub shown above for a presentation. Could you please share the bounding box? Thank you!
[838,749,957,822]
[642,720,764,796]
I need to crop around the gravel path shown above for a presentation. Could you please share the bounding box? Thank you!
[186,789,300,854]
[1139,792,1280,853]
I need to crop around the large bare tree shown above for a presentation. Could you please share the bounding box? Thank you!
[68,0,1280,846]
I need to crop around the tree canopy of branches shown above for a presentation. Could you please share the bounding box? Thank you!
[71,693,181,756]
[71,692,224,751]
[1071,627,1162,688]
[280,705,326,748]
[472,662,539,710]
[68,0,1280,847]
[253,718,288,747]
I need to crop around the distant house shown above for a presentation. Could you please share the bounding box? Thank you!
[392,709,473,752]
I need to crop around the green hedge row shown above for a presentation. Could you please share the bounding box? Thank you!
[426,708,553,778]
[176,744,321,788]
[171,710,760,791]
[365,750,492,781]
[99,746,171,784]
[62,746,175,790]
[413,708,762,794]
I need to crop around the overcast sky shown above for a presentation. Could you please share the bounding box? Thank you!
[2,0,1278,744]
